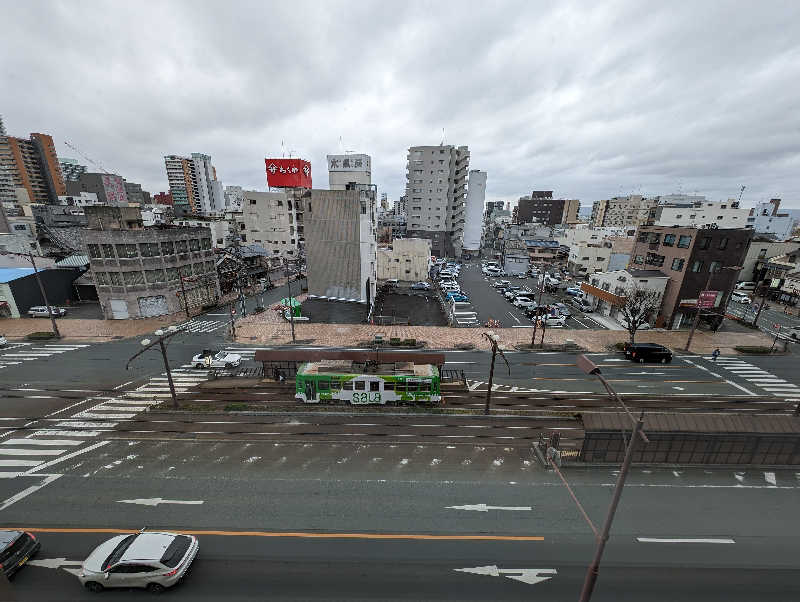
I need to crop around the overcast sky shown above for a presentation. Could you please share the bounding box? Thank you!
[2,1,799,209]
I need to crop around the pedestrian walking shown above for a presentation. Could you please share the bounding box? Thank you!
[711,348,720,362]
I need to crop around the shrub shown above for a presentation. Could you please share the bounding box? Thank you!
[224,403,249,411]
[403,338,417,346]
[612,342,627,351]
[26,331,58,341]
[734,345,776,354]
[389,337,402,346]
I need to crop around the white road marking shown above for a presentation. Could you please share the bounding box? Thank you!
[3,439,81,447]
[454,565,557,586]
[117,497,204,506]
[0,474,61,511]
[637,537,735,544]
[0,448,66,456]
[682,358,756,396]
[446,504,532,512]
[764,472,777,485]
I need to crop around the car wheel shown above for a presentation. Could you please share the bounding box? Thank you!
[147,583,166,593]
[665,356,673,363]
[85,582,104,593]
[661,357,668,364]
[225,362,233,369]
[195,363,204,369]
[638,357,645,363]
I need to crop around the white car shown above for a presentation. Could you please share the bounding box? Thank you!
[730,292,752,304]
[192,350,242,369]
[0,335,6,347]
[27,306,67,317]
[513,296,536,309]
[537,315,567,327]
[78,531,199,593]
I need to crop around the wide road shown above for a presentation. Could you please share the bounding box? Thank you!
[2,437,799,600]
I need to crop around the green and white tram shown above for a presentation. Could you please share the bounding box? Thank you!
[295,360,441,405]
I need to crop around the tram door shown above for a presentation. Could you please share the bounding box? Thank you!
[305,380,317,403]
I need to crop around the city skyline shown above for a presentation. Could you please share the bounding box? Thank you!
[2,1,799,208]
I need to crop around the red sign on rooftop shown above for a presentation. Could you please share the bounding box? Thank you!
[265,158,312,189]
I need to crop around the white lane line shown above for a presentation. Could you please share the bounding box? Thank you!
[681,359,756,396]
[32,430,100,437]
[25,441,110,475]
[0,448,66,456]
[55,421,116,429]
[637,537,735,544]
[764,472,777,486]
[4,439,81,446]
[0,459,44,467]
[0,474,61,511]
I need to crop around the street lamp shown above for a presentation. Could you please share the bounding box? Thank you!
[684,265,742,351]
[127,325,181,409]
[576,353,648,602]
[483,330,510,415]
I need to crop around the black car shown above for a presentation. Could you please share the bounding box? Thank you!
[0,530,40,578]
[624,343,673,363]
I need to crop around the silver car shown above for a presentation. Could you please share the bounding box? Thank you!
[79,531,198,593]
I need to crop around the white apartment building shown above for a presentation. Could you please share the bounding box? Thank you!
[377,238,431,282]
[141,204,174,227]
[164,153,225,215]
[224,185,244,210]
[591,195,656,228]
[327,154,371,190]
[58,192,100,206]
[238,189,303,258]
[581,269,669,325]
[748,200,795,240]
[405,144,469,258]
[462,170,486,253]
[651,199,750,229]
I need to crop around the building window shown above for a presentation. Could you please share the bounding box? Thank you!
[95,271,109,285]
[165,267,179,281]
[101,244,115,258]
[647,232,660,244]
[115,244,138,258]
[240,234,247,242]
[201,238,212,250]
[637,231,649,242]
[139,242,160,257]
[145,269,165,284]
[718,237,728,250]
[175,240,188,254]
[109,272,123,286]
[249,199,256,205]
[161,241,174,255]
[123,270,145,286]
[691,260,703,273]
[675,214,683,219]
[675,235,691,248]
[699,237,710,250]
[663,234,676,246]
[88,244,102,259]
[13,224,26,231]
[633,255,644,265]
[671,258,685,271]
[205,260,214,272]
[709,261,721,273]
[645,253,665,267]
[189,239,201,252]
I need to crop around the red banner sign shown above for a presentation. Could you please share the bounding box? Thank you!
[697,290,718,309]
[265,159,312,188]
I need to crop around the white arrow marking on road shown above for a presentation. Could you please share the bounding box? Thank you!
[455,565,557,585]
[603,359,628,362]
[117,498,204,506]
[673,386,685,391]
[446,504,532,512]
[28,557,83,569]
[626,372,665,375]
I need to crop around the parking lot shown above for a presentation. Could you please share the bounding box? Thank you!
[443,261,609,330]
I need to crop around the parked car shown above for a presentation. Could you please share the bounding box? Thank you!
[730,292,752,304]
[492,280,511,288]
[735,281,757,292]
[565,286,582,296]
[0,335,6,347]
[411,282,431,290]
[446,293,469,302]
[513,296,536,309]
[553,303,572,317]
[78,531,199,593]
[536,315,567,327]
[571,298,594,312]
[624,342,673,363]
[27,306,66,317]
[192,350,242,369]
[503,286,522,299]
[0,530,40,579]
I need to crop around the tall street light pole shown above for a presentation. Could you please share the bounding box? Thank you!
[27,252,60,339]
[575,354,648,602]
[483,331,509,415]
[284,257,296,344]
[126,326,181,409]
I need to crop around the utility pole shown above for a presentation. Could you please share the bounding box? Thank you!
[483,331,509,415]
[28,252,60,339]
[177,265,190,319]
[127,327,181,409]
[685,265,741,351]
[285,257,296,343]
[752,278,770,327]
[229,300,237,339]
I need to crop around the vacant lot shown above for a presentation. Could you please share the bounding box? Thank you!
[373,291,447,326]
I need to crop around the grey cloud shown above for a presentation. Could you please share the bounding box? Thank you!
[1,0,798,208]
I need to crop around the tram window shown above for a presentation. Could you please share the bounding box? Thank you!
[355,381,366,391]
[406,382,418,392]
[318,380,329,391]
[370,381,380,392]
[384,382,395,391]
[419,382,430,392]
[331,380,341,390]
[343,381,354,391]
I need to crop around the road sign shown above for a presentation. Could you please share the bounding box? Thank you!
[455,565,557,585]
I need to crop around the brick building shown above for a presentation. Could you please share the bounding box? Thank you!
[516,191,579,226]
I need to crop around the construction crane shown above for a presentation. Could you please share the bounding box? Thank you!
[738,185,746,202]
[63,140,116,175]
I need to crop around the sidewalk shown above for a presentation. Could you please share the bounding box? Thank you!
[233,319,776,354]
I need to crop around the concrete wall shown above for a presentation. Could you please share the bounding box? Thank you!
[377,238,431,282]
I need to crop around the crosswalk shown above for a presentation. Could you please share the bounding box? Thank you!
[705,356,800,406]
[0,343,91,369]
[177,318,228,333]
[0,363,211,479]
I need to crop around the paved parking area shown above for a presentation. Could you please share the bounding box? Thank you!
[374,291,448,326]
[454,262,608,330]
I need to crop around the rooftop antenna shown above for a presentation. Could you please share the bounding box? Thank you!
[440,127,446,146]
[738,185,746,202]
[338,136,344,153]
[281,140,285,158]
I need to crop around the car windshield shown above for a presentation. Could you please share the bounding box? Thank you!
[214,352,226,359]
[160,535,192,568]
[102,535,137,571]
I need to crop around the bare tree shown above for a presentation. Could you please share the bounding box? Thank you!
[617,286,662,344]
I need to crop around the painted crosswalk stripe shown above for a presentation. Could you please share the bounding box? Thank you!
[0,448,67,456]
[2,439,82,446]
[0,460,43,467]
[33,430,101,437]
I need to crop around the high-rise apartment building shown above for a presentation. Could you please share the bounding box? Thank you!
[516,191,580,226]
[238,188,305,258]
[404,144,469,258]
[0,128,65,205]
[462,170,486,253]
[591,195,656,228]
[327,154,371,190]
[164,153,224,216]
[58,157,87,182]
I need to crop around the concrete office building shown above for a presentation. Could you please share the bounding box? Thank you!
[83,206,219,319]
[305,186,377,305]
[164,153,224,216]
[462,170,486,254]
[327,154,371,190]
[238,189,304,258]
[66,172,129,206]
[224,185,244,210]
[592,195,656,228]
[516,191,580,226]
[405,144,469,258]
[124,181,151,205]
[0,129,65,205]
[748,199,795,240]
[58,158,87,182]
[649,199,750,229]
[377,238,431,282]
